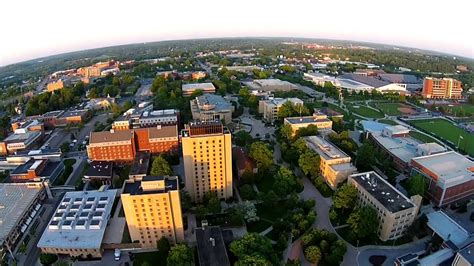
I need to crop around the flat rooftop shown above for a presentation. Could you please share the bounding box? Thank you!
[0,183,43,244]
[195,94,233,112]
[43,110,64,118]
[4,130,41,143]
[84,161,113,178]
[253,78,296,87]
[341,73,391,88]
[89,130,134,144]
[196,226,230,266]
[304,136,351,161]
[285,116,331,125]
[350,171,415,213]
[37,189,117,250]
[427,211,470,247]
[141,109,178,119]
[123,176,178,195]
[182,83,216,91]
[59,109,88,118]
[336,78,373,90]
[130,152,151,177]
[146,125,179,139]
[411,151,474,189]
[458,243,474,264]
[372,135,421,163]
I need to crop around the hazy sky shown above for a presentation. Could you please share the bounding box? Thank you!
[1,0,473,66]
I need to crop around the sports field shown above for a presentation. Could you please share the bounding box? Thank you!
[375,102,418,116]
[409,118,474,156]
[449,104,474,117]
[348,105,384,119]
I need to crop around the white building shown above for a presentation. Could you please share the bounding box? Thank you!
[182,83,216,96]
[258,97,303,123]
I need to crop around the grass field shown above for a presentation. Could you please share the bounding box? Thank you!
[348,105,384,118]
[449,104,474,117]
[410,119,474,156]
[375,103,404,116]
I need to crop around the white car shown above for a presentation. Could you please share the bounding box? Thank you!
[114,249,120,261]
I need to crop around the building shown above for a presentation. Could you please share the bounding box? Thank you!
[182,121,233,202]
[224,65,261,73]
[232,147,257,181]
[87,125,179,162]
[410,151,474,207]
[284,112,333,136]
[129,152,151,180]
[46,79,68,92]
[191,94,234,124]
[0,130,43,155]
[85,97,115,110]
[112,103,178,130]
[42,109,89,128]
[339,73,407,94]
[258,97,303,123]
[9,158,63,183]
[182,83,216,96]
[426,211,470,250]
[83,161,113,185]
[303,72,338,87]
[376,73,423,92]
[0,183,45,261]
[37,189,117,258]
[422,77,462,99]
[196,226,232,266]
[349,172,422,241]
[246,79,297,92]
[304,136,357,189]
[315,107,344,119]
[453,242,474,266]
[369,125,447,172]
[121,176,184,248]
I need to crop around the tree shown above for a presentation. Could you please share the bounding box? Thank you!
[249,142,273,170]
[230,233,277,264]
[167,244,194,266]
[60,142,70,153]
[236,201,259,222]
[347,206,379,239]
[356,142,375,171]
[304,246,322,264]
[280,124,294,142]
[277,102,295,119]
[236,255,272,266]
[273,167,299,196]
[180,190,192,212]
[298,150,320,177]
[157,236,170,255]
[239,184,256,200]
[40,253,58,265]
[406,175,427,197]
[202,192,221,214]
[296,124,319,138]
[234,131,253,147]
[150,155,172,176]
[333,183,358,212]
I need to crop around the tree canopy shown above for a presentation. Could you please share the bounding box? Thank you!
[166,244,194,266]
[229,233,278,264]
[249,142,273,170]
[347,206,379,239]
[298,150,320,178]
[406,174,427,197]
[150,155,173,176]
[333,183,358,211]
[356,142,375,171]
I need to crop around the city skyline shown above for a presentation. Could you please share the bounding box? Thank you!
[1,0,473,66]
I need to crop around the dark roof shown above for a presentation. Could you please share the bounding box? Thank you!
[11,159,37,174]
[341,73,391,88]
[123,176,178,195]
[84,161,113,178]
[196,226,230,266]
[40,161,62,177]
[377,74,421,84]
[129,152,150,177]
[89,130,134,144]
[146,125,178,139]
[351,172,415,213]
[11,159,62,178]
[458,243,474,263]
[232,147,256,172]
[59,109,88,118]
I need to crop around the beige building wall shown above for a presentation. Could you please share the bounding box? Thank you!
[182,130,233,202]
[121,179,184,248]
[284,119,333,136]
[349,177,422,241]
[40,247,101,258]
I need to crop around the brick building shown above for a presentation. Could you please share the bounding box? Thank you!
[422,77,462,99]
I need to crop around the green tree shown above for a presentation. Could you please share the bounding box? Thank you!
[273,167,298,196]
[249,142,273,170]
[333,183,358,211]
[60,142,70,153]
[277,102,296,119]
[150,155,173,176]
[39,253,58,265]
[407,175,427,197]
[167,244,193,266]
[347,206,379,239]
[235,255,272,266]
[229,233,277,264]
[298,150,320,177]
[157,236,170,255]
[356,142,375,171]
[239,184,256,200]
[280,124,294,142]
[296,124,319,138]
[203,192,221,214]
[234,131,253,147]
[304,246,322,264]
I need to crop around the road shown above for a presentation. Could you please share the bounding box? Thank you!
[134,78,153,101]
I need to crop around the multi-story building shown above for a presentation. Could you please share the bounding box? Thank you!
[453,242,474,266]
[349,172,422,241]
[304,136,357,189]
[121,176,184,248]
[181,121,233,202]
[410,151,474,207]
[46,78,70,92]
[112,104,179,130]
[87,130,136,162]
[0,183,45,262]
[191,94,234,124]
[83,161,113,185]
[87,125,179,162]
[283,112,333,136]
[42,109,90,128]
[196,226,232,266]
[37,189,117,258]
[10,158,63,183]
[258,97,303,123]
[0,130,43,155]
[246,79,298,92]
[182,83,216,97]
[422,77,462,99]
[369,125,446,172]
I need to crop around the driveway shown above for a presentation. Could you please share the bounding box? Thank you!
[357,237,428,266]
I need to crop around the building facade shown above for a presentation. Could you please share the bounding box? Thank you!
[349,172,422,241]
[422,77,462,99]
[258,97,303,123]
[121,176,184,248]
[182,83,216,96]
[190,94,234,124]
[182,121,233,202]
[304,136,356,189]
[284,112,333,136]
[410,151,474,207]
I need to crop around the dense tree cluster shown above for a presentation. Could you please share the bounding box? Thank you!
[25,82,85,116]
[301,228,347,265]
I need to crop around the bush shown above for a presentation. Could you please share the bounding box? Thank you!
[40,253,58,265]
[311,176,334,197]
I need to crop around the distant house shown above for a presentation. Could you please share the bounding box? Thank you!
[232,147,257,181]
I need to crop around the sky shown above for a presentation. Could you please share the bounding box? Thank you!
[1,0,473,66]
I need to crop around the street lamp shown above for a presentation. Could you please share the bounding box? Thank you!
[457,135,464,151]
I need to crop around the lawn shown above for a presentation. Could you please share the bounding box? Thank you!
[449,104,474,117]
[375,103,403,116]
[348,105,384,119]
[133,251,167,266]
[410,119,474,156]
[377,119,399,126]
